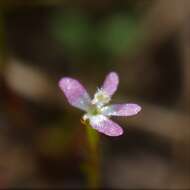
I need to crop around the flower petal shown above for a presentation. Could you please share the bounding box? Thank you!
[89,115,123,136]
[59,77,91,111]
[102,72,119,97]
[102,103,141,116]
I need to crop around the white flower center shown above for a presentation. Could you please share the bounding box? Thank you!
[83,89,111,122]
[83,104,101,121]
[91,89,111,107]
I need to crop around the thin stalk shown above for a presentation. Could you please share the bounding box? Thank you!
[82,119,101,188]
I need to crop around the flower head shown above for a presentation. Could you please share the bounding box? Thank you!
[59,72,141,137]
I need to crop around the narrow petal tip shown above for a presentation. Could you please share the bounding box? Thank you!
[102,71,119,96]
[111,126,123,136]
[109,71,119,80]
[129,104,142,114]
[58,77,70,90]
[107,72,119,85]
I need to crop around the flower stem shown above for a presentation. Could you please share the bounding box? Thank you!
[85,123,101,188]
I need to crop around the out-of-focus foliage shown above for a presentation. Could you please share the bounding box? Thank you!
[99,14,141,56]
[50,9,142,57]
[51,10,91,55]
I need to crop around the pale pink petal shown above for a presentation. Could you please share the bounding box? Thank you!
[102,72,119,97]
[59,77,91,111]
[102,103,141,116]
[89,115,123,136]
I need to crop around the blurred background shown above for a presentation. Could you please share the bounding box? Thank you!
[0,0,190,188]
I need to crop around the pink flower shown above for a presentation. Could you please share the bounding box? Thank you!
[59,72,141,137]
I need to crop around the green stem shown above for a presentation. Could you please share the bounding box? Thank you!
[85,123,101,188]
